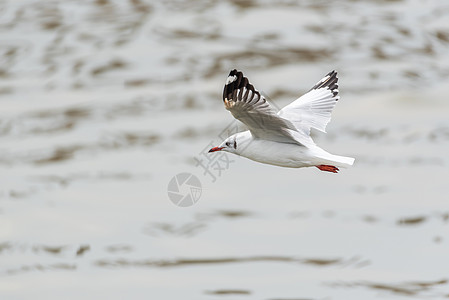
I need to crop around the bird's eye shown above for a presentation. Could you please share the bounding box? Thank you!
[225,141,230,147]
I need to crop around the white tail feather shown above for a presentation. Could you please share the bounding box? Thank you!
[331,155,355,167]
[311,147,355,168]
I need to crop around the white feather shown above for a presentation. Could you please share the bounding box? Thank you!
[278,87,338,133]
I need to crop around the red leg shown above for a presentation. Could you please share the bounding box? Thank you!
[316,165,339,173]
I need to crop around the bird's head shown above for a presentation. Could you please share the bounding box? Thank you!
[209,134,238,154]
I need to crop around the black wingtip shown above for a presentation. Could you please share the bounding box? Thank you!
[223,69,260,103]
[310,70,339,97]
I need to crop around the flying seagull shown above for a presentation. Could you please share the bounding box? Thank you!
[209,69,354,173]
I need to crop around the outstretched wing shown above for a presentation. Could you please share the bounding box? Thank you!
[222,69,303,145]
[278,70,340,137]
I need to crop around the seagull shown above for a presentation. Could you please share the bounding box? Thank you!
[208,69,354,173]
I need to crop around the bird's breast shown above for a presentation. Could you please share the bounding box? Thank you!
[237,139,313,168]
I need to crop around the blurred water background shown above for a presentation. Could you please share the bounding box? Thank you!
[1,0,449,299]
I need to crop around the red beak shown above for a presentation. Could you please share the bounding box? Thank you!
[208,147,224,153]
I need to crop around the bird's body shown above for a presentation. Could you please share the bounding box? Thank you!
[230,130,354,169]
[209,69,355,173]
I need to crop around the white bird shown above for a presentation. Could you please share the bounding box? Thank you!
[209,69,354,173]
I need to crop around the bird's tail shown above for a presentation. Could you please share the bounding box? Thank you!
[329,154,355,168]
[314,151,355,168]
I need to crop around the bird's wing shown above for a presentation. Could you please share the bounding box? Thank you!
[223,69,304,145]
[278,70,339,139]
